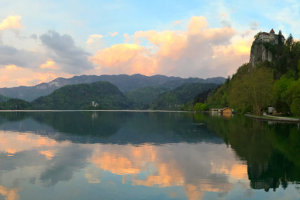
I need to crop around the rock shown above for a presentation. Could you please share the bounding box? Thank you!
[250,29,285,67]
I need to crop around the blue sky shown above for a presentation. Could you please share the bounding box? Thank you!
[0,0,299,86]
[2,0,299,44]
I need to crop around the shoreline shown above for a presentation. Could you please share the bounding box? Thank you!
[245,113,300,123]
[0,109,192,113]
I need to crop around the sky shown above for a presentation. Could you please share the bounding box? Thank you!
[0,0,299,87]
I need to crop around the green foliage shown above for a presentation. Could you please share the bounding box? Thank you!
[32,81,131,110]
[273,75,295,113]
[272,77,300,116]
[272,38,300,78]
[151,83,218,110]
[0,94,9,102]
[181,103,194,111]
[228,66,274,114]
[285,79,300,116]
[194,113,300,189]
[298,59,300,78]
[0,98,32,110]
[126,86,168,109]
[290,98,300,117]
[0,74,226,101]
[206,85,228,108]
[208,32,300,117]
[286,34,294,47]
[194,103,208,112]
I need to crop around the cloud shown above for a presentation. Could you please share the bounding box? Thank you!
[86,34,103,45]
[273,1,300,37]
[86,34,105,53]
[0,185,19,200]
[40,31,94,74]
[91,16,250,78]
[40,60,60,70]
[0,45,43,68]
[91,43,157,75]
[172,20,183,26]
[87,142,248,200]
[39,150,55,160]
[110,32,118,37]
[0,16,23,31]
[40,145,90,186]
[0,65,71,87]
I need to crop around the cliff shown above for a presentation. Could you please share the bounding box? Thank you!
[250,29,285,67]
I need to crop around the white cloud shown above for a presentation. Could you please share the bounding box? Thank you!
[86,34,104,45]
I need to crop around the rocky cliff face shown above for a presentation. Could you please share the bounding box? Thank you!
[250,29,285,67]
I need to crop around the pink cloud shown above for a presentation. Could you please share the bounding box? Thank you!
[0,65,71,87]
[91,16,250,78]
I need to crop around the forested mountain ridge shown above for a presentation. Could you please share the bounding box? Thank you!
[151,82,219,110]
[32,81,131,110]
[0,94,9,102]
[0,74,226,101]
[0,80,222,110]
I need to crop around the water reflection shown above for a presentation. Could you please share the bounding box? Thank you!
[0,112,298,200]
[197,115,300,192]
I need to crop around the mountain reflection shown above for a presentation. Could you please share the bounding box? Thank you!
[0,112,298,200]
[0,112,223,144]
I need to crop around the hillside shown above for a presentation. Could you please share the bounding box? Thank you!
[32,81,131,110]
[0,94,9,102]
[126,86,169,109]
[207,30,300,116]
[0,74,225,101]
[0,98,32,110]
[151,83,219,110]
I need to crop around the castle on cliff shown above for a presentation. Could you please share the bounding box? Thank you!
[250,29,285,67]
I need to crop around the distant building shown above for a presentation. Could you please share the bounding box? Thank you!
[268,107,276,115]
[220,107,233,117]
[91,101,99,107]
[210,107,233,117]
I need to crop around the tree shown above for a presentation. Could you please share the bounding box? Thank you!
[285,79,300,117]
[229,67,274,115]
[286,34,294,49]
[194,103,208,112]
[290,98,300,117]
[298,59,300,78]
[273,75,295,113]
[278,30,284,46]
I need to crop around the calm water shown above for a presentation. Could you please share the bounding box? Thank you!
[0,111,299,200]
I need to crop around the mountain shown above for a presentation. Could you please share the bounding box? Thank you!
[151,82,219,110]
[126,86,169,109]
[32,81,131,110]
[0,98,32,110]
[0,94,9,102]
[0,74,226,101]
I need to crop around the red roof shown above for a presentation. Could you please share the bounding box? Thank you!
[270,29,275,34]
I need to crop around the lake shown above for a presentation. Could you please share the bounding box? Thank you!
[0,111,299,200]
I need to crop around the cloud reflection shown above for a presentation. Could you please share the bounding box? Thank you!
[0,129,248,199]
[87,143,248,199]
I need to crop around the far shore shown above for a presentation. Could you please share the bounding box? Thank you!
[0,109,192,113]
[245,113,300,123]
